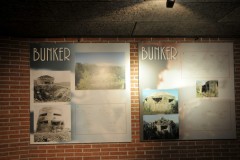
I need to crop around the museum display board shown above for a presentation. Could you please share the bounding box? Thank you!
[139,43,236,140]
[30,43,131,144]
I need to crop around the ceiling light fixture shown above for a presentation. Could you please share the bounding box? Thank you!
[166,0,175,8]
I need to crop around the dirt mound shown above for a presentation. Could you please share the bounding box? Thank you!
[34,84,71,102]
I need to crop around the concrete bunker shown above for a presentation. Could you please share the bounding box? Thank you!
[199,80,218,97]
[144,92,178,113]
[35,75,54,85]
[36,107,65,133]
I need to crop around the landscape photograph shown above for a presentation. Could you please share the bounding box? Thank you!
[75,52,125,90]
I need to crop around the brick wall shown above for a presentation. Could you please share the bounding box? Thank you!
[0,37,240,160]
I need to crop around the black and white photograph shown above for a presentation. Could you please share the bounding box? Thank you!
[32,105,71,143]
[32,70,71,103]
[143,114,179,140]
[75,52,125,90]
[196,80,218,97]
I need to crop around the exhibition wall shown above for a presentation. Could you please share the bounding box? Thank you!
[0,37,240,160]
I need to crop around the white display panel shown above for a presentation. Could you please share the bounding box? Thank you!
[182,51,230,78]
[30,43,131,144]
[75,104,127,135]
[139,43,236,140]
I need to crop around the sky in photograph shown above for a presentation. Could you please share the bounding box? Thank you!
[142,89,178,101]
[143,114,179,123]
[31,69,70,83]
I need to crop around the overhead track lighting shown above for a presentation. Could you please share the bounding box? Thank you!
[166,0,175,8]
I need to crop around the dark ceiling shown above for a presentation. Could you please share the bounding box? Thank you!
[1,0,240,38]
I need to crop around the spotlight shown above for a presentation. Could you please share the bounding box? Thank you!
[166,0,175,8]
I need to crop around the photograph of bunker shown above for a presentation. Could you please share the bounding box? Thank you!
[34,75,71,102]
[143,116,179,140]
[143,91,178,114]
[34,107,71,142]
[196,80,218,97]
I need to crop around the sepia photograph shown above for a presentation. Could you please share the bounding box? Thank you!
[143,114,179,140]
[32,70,71,103]
[196,80,218,97]
[143,89,178,114]
[32,105,71,143]
[75,52,125,90]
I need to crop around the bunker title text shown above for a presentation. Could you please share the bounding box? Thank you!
[141,46,178,60]
[33,47,71,61]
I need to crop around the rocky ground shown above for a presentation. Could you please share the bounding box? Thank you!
[34,84,71,102]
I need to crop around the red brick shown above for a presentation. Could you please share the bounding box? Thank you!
[56,145,74,149]
[65,157,83,160]
[74,144,91,148]
[57,153,74,157]
[47,149,64,153]
[37,146,55,150]
[0,37,240,160]
[47,158,64,160]
[83,157,100,160]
